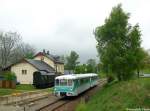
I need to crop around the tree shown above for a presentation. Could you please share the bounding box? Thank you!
[74,64,87,74]
[95,4,142,81]
[9,42,36,64]
[0,32,21,68]
[65,51,79,72]
[136,48,150,77]
[86,59,96,73]
[16,43,36,59]
[0,31,36,68]
[143,50,150,69]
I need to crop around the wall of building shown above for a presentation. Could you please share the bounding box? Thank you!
[34,55,55,68]
[33,54,64,74]
[11,62,37,84]
[56,64,64,74]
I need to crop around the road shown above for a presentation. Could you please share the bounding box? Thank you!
[141,74,150,77]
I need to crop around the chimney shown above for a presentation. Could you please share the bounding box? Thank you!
[47,51,49,55]
[43,49,46,54]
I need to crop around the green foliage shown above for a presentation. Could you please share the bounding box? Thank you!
[138,50,150,74]
[76,78,150,111]
[86,59,97,73]
[74,64,87,74]
[107,74,115,83]
[142,68,150,74]
[74,59,98,74]
[3,71,16,81]
[98,71,107,78]
[65,51,79,71]
[95,4,143,81]
[25,53,34,59]
[76,100,87,111]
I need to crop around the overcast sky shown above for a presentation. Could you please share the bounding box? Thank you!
[0,0,150,63]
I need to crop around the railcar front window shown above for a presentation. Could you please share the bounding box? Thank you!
[55,79,59,86]
[60,79,67,86]
[68,80,72,86]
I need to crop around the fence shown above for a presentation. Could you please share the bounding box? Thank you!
[0,80,16,89]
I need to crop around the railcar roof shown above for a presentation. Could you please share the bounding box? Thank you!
[55,73,98,80]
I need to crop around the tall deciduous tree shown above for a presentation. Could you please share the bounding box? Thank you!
[74,64,87,74]
[16,43,36,59]
[86,59,96,73]
[95,4,142,81]
[0,32,21,68]
[65,51,79,72]
[0,31,36,68]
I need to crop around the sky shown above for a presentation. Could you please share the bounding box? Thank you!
[0,0,150,63]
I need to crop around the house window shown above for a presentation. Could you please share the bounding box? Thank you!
[22,70,27,75]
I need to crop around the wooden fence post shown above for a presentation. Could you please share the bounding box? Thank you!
[0,80,2,88]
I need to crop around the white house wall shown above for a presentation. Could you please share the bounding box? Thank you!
[34,55,64,74]
[11,62,37,84]
[34,56,55,68]
[56,64,64,74]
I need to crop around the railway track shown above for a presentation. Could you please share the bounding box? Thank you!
[37,79,107,111]
[38,99,70,111]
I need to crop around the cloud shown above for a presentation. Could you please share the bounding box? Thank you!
[0,0,150,63]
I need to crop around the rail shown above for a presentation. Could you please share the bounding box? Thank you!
[37,79,107,111]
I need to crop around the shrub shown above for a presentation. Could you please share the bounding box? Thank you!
[107,74,115,83]
[3,71,16,81]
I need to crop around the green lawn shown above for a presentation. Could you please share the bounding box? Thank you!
[0,84,52,96]
[16,84,36,91]
[142,68,150,74]
[76,78,150,111]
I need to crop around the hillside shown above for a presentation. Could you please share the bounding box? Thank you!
[76,78,150,111]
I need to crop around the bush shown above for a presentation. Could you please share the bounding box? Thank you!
[3,71,16,81]
[107,74,115,83]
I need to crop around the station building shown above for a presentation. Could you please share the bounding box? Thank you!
[5,50,64,84]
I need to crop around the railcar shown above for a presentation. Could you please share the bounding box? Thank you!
[54,73,99,97]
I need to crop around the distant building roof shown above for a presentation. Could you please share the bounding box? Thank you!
[25,59,55,73]
[34,52,64,64]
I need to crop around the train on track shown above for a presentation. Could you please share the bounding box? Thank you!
[54,73,99,97]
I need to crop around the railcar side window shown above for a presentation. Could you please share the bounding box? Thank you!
[68,80,72,86]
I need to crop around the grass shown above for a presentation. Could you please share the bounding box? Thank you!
[98,71,107,78]
[76,78,150,111]
[0,84,52,96]
[16,84,36,91]
[142,68,150,74]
